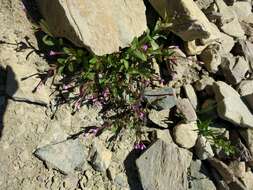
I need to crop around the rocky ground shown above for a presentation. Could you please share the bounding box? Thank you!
[1,0,253,190]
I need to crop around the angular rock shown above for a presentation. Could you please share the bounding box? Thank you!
[194,75,215,92]
[195,135,214,160]
[195,0,214,10]
[239,129,253,157]
[232,40,253,73]
[208,157,235,184]
[136,139,192,190]
[228,130,253,163]
[237,80,253,111]
[229,161,246,179]
[231,2,252,20]
[149,0,220,42]
[241,171,253,190]
[215,0,245,38]
[148,109,170,128]
[199,44,222,72]
[153,129,173,144]
[189,160,216,190]
[89,139,112,172]
[167,54,200,84]
[221,56,249,85]
[176,98,198,122]
[240,16,253,41]
[183,84,198,110]
[34,139,86,174]
[213,81,253,128]
[185,40,209,55]
[6,64,50,105]
[173,122,198,149]
[219,32,235,54]
[36,0,147,55]
[144,87,176,110]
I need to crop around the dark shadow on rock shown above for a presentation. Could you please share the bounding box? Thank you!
[21,0,42,23]
[0,66,18,139]
[143,0,159,31]
[124,150,144,190]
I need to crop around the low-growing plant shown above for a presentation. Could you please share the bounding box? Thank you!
[197,119,236,156]
[38,20,175,139]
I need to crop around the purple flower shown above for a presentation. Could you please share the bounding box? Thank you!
[134,142,146,150]
[159,78,165,84]
[139,111,145,121]
[91,128,99,135]
[63,84,72,90]
[142,44,148,52]
[103,88,110,97]
[84,128,99,137]
[49,50,64,56]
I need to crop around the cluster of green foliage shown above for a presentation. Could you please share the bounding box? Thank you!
[38,18,236,155]
[197,119,236,156]
[42,22,174,132]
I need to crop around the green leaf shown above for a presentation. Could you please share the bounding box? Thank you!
[133,49,147,61]
[58,38,64,46]
[42,35,55,46]
[57,66,65,75]
[150,39,159,50]
[89,57,98,64]
[63,47,72,55]
[77,49,84,57]
[120,59,129,70]
[68,62,74,72]
[57,58,66,65]
[85,72,95,80]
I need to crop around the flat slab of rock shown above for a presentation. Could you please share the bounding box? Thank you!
[36,0,147,55]
[144,87,176,110]
[6,64,50,105]
[184,84,198,110]
[148,109,170,128]
[221,56,249,85]
[215,0,245,38]
[176,98,197,122]
[136,139,192,190]
[149,0,220,42]
[34,139,87,174]
[213,81,253,128]
[232,40,253,73]
[237,80,253,111]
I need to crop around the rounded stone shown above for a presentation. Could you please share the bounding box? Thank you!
[173,122,198,149]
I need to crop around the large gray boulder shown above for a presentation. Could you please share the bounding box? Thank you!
[213,81,253,128]
[36,0,147,55]
[148,0,220,42]
[136,139,192,190]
